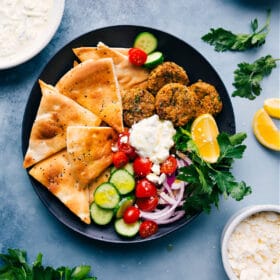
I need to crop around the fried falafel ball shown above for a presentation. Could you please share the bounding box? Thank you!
[155,83,197,127]
[147,62,190,95]
[122,88,155,127]
[188,81,223,117]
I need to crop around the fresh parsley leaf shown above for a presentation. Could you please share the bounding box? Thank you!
[0,249,97,280]
[201,10,271,51]
[232,55,279,99]
[174,125,252,215]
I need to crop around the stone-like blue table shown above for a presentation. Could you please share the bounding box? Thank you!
[0,0,279,279]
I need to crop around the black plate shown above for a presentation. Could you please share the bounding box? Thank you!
[22,25,235,243]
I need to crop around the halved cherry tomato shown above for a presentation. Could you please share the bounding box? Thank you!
[113,151,129,168]
[118,143,137,160]
[128,48,147,66]
[117,131,137,160]
[136,196,159,212]
[160,155,177,175]
[133,157,152,177]
[135,179,157,198]
[139,220,158,238]
[123,206,140,224]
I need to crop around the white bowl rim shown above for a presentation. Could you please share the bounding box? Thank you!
[221,204,280,280]
[0,0,65,70]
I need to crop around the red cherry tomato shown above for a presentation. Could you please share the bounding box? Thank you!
[128,48,147,66]
[117,131,137,160]
[123,206,140,224]
[136,196,159,212]
[135,179,157,198]
[133,157,152,177]
[139,220,158,238]
[113,151,129,168]
[160,155,177,175]
[118,143,137,160]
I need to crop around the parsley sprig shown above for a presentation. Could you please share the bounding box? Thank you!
[201,10,271,52]
[232,55,279,99]
[174,125,252,216]
[0,248,97,280]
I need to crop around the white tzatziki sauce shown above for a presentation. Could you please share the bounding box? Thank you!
[129,114,176,164]
[0,0,53,59]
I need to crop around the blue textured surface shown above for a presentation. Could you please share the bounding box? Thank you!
[0,0,279,279]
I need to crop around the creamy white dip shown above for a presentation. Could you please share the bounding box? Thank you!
[129,115,176,164]
[0,0,53,59]
[227,211,280,280]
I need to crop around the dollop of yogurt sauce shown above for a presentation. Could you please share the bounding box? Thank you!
[0,0,53,59]
[129,114,176,164]
[129,115,176,184]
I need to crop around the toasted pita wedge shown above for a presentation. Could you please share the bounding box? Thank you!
[66,126,117,186]
[29,150,91,224]
[88,168,111,204]
[56,58,124,133]
[73,42,149,90]
[23,81,101,168]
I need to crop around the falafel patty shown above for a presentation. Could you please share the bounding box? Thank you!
[147,62,190,95]
[155,83,197,127]
[188,81,223,117]
[122,88,155,127]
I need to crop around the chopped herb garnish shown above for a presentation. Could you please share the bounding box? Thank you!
[201,10,271,52]
[232,55,279,100]
[0,248,97,280]
[174,124,252,216]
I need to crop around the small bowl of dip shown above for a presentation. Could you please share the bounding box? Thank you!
[0,0,65,70]
[221,204,280,280]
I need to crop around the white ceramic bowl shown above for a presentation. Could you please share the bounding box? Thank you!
[221,204,280,280]
[0,0,65,70]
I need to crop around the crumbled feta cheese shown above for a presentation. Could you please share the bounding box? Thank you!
[147,173,166,185]
[227,211,280,280]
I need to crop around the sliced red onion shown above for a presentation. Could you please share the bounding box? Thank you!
[176,151,192,165]
[166,173,176,186]
[156,210,186,225]
[160,192,177,205]
[162,181,175,198]
[140,185,184,221]
[171,180,185,190]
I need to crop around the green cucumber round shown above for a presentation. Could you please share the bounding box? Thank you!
[144,51,164,69]
[90,202,114,225]
[109,169,135,195]
[114,196,135,218]
[94,183,120,209]
[134,32,158,54]
[114,218,140,237]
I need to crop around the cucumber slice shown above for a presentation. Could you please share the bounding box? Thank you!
[144,51,164,69]
[114,196,135,218]
[90,202,114,225]
[114,218,140,237]
[134,32,158,54]
[111,163,134,175]
[94,183,120,209]
[109,169,135,195]
[123,162,134,175]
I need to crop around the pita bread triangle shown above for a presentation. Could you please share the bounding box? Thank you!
[23,80,101,168]
[56,58,124,133]
[73,42,149,90]
[29,150,91,224]
[66,126,117,186]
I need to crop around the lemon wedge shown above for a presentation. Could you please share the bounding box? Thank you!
[191,113,220,163]
[263,98,280,119]
[253,108,280,151]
